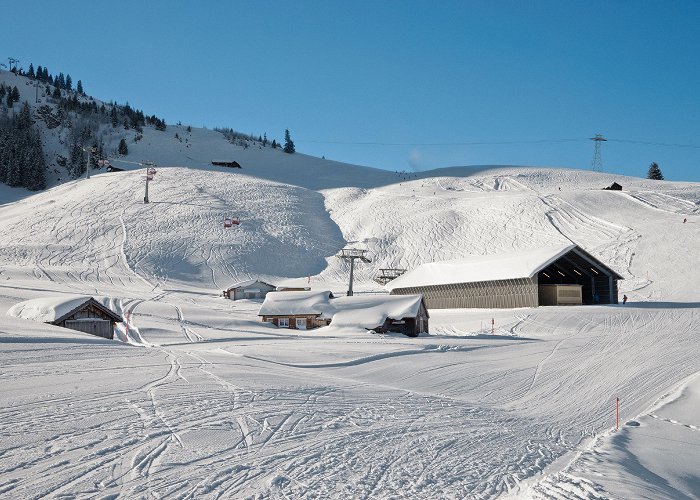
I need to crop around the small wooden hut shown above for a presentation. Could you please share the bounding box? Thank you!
[51,297,123,339]
[223,279,276,300]
[211,160,242,168]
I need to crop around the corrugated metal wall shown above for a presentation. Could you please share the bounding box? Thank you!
[391,278,539,309]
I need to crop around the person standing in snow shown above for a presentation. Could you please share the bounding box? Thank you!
[622,294,628,305]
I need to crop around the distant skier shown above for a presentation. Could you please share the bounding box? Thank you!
[622,294,628,305]
[683,218,687,223]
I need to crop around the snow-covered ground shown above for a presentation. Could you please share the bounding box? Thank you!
[1,107,699,498]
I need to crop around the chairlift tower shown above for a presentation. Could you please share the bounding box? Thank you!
[374,268,407,285]
[337,248,371,296]
[142,161,157,203]
[590,134,607,172]
[74,144,93,180]
[8,57,19,72]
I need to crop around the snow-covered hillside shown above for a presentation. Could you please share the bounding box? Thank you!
[1,69,700,499]
[1,70,403,190]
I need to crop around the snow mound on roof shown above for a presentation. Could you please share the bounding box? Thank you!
[329,294,425,330]
[7,296,93,323]
[258,291,334,316]
[258,291,424,330]
[386,245,575,290]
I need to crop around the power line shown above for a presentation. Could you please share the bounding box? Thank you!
[297,137,700,150]
[607,138,700,150]
[297,138,584,147]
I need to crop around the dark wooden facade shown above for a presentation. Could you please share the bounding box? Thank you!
[261,314,331,330]
[373,299,429,337]
[52,298,123,340]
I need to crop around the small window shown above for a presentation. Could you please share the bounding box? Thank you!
[296,318,307,330]
[278,318,289,328]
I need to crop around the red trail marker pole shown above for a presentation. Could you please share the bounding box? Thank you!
[125,311,130,342]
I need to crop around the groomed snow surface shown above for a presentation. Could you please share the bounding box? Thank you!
[1,154,699,498]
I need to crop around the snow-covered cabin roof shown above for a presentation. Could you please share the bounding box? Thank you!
[258,290,334,316]
[225,279,275,291]
[258,291,426,330]
[329,294,427,329]
[6,296,122,324]
[386,245,578,290]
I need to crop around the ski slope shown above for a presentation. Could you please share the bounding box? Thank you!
[1,158,699,499]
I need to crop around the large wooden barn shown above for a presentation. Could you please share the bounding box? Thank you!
[386,244,623,309]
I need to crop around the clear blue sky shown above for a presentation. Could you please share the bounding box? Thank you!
[4,1,700,180]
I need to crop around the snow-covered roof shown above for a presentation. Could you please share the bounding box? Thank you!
[258,291,426,329]
[226,279,274,291]
[6,296,122,324]
[329,294,426,329]
[386,245,576,290]
[258,290,334,316]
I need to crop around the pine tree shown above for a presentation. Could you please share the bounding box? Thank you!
[283,129,295,154]
[0,85,5,100]
[17,102,32,129]
[5,138,21,187]
[52,87,61,99]
[23,127,46,190]
[0,105,46,190]
[6,92,13,108]
[11,86,20,103]
[77,80,83,95]
[647,162,664,180]
[263,133,268,146]
[36,65,43,80]
[69,143,85,178]
[271,139,278,149]
[118,138,128,155]
[27,63,35,79]
[57,73,66,89]
[65,74,72,92]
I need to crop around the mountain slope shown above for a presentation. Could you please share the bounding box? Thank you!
[2,70,700,499]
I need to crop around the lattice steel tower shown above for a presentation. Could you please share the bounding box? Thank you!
[590,134,607,172]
